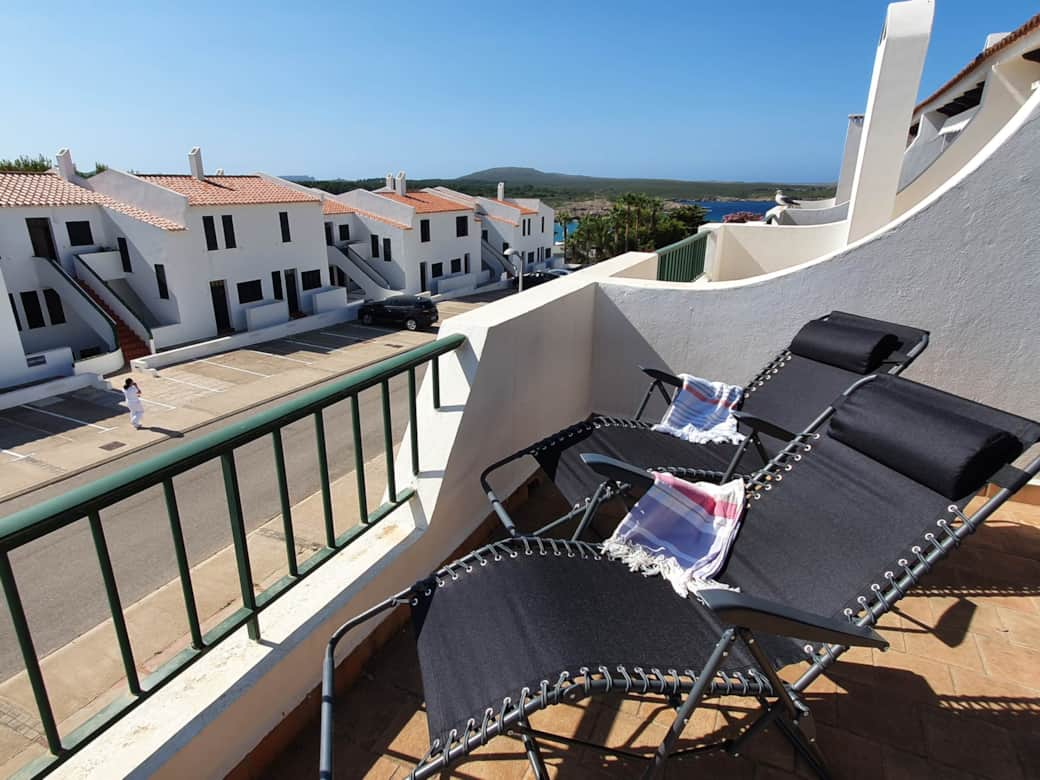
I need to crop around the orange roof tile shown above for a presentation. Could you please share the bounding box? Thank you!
[492,198,538,215]
[137,175,319,206]
[916,12,1040,111]
[324,201,410,230]
[322,199,355,215]
[0,172,184,230]
[376,191,473,214]
[481,213,520,227]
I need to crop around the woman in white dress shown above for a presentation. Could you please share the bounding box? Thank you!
[123,378,144,429]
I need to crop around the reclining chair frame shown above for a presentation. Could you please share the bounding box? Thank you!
[320,375,1038,780]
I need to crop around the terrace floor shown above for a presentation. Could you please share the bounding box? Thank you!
[260,480,1040,779]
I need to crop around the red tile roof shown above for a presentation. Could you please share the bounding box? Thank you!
[916,12,1040,111]
[376,191,473,214]
[324,201,410,230]
[493,198,538,215]
[322,199,355,215]
[137,175,320,206]
[0,172,184,230]
[479,213,520,227]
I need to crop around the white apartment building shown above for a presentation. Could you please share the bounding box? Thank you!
[87,147,347,347]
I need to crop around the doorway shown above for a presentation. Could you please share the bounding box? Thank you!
[283,269,301,316]
[210,280,233,333]
[420,262,428,293]
[25,218,58,260]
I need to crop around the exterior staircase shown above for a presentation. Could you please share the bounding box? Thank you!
[329,245,401,301]
[77,282,150,361]
[481,239,516,278]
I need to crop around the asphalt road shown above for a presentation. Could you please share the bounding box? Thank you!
[0,368,421,681]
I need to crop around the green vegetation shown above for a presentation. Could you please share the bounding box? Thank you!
[564,194,708,265]
[308,166,835,206]
[0,154,52,172]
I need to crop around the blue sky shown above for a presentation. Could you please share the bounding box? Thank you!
[0,1,1035,182]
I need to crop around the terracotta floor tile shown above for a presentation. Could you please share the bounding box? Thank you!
[334,676,422,753]
[902,623,984,673]
[580,706,669,774]
[868,648,958,698]
[921,707,1024,780]
[976,634,1040,692]
[881,744,976,780]
[996,606,1040,649]
[813,724,883,780]
[379,707,431,769]
[833,676,927,755]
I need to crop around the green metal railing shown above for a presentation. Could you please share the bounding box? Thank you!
[0,333,465,778]
[656,231,709,282]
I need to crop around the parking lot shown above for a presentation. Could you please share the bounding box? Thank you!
[0,296,494,498]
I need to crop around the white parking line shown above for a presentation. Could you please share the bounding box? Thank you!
[0,415,77,442]
[254,347,317,363]
[21,405,115,432]
[199,359,271,378]
[155,374,225,393]
[346,324,397,334]
[319,331,363,342]
[103,389,177,410]
[2,449,28,461]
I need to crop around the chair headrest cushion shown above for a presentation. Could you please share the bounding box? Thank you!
[789,319,900,374]
[829,381,1023,500]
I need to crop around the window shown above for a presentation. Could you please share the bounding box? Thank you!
[370,235,380,258]
[271,271,283,300]
[338,223,350,242]
[301,269,322,290]
[382,237,392,262]
[9,294,22,331]
[42,289,66,324]
[450,258,461,274]
[280,211,291,242]
[420,219,430,242]
[521,219,526,237]
[541,216,545,233]
[464,253,470,274]
[324,222,334,246]
[66,220,94,246]
[527,251,535,265]
[237,279,263,304]
[502,241,509,253]
[20,291,45,329]
[203,216,218,251]
[455,215,468,237]
[117,237,132,273]
[481,229,488,242]
[431,262,444,278]
[155,264,169,299]
[546,246,553,259]
[222,215,236,249]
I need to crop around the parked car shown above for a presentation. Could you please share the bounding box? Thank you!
[545,268,572,277]
[357,296,439,330]
[510,271,558,289]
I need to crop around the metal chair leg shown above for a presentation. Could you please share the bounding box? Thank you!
[521,731,550,779]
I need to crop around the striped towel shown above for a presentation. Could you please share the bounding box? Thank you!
[602,471,745,598]
[652,374,745,444]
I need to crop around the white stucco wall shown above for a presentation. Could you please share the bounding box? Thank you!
[705,220,849,282]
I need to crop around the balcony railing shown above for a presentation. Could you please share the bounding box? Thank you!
[656,232,708,282]
[0,333,465,778]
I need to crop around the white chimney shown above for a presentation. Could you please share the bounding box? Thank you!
[215,168,225,175]
[497,182,505,201]
[188,147,204,180]
[56,148,76,181]
[385,173,395,190]
[396,170,407,195]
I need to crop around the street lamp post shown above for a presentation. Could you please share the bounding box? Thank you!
[503,248,523,293]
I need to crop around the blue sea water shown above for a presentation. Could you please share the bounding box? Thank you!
[553,200,773,241]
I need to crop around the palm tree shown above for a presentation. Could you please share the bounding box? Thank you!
[556,209,573,264]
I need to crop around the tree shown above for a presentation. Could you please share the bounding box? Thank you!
[0,154,51,172]
[555,209,573,264]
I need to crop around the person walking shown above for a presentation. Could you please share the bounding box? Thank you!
[123,377,145,429]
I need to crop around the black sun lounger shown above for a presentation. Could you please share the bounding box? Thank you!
[481,311,929,537]
[319,373,1038,779]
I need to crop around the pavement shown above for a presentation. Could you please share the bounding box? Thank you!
[0,294,500,774]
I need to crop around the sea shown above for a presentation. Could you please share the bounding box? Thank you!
[553,200,773,241]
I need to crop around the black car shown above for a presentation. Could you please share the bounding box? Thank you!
[357,295,439,331]
[510,271,558,289]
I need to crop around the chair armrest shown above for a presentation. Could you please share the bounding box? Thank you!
[731,411,797,442]
[699,589,888,649]
[639,366,683,388]
[580,454,655,492]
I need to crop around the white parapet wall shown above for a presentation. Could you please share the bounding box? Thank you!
[243,299,289,331]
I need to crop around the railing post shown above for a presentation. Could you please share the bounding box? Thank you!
[407,367,420,476]
[162,479,204,650]
[432,355,441,410]
[381,380,397,502]
[0,552,63,755]
[220,452,260,640]
[270,429,299,577]
[313,411,336,548]
[350,394,369,522]
[88,511,141,696]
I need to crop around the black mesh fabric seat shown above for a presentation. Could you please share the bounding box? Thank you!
[482,312,929,536]
[320,374,1039,780]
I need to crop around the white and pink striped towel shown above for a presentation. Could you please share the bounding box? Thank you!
[652,374,745,445]
[602,471,745,598]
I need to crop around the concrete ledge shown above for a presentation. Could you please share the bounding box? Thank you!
[132,304,364,370]
[0,373,104,411]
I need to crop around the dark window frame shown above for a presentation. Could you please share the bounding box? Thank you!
[450,258,461,274]
[203,216,219,251]
[117,237,132,273]
[431,262,444,278]
[301,269,322,290]
[541,216,545,233]
[370,234,380,258]
[280,211,292,242]
[236,279,263,304]
[42,288,66,325]
[20,291,45,329]
[155,264,170,299]
[271,271,284,300]
[455,215,468,237]
[65,220,94,246]
[8,294,21,331]
[338,223,350,242]
[420,219,431,242]
[382,237,392,262]
[221,214,236,249]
